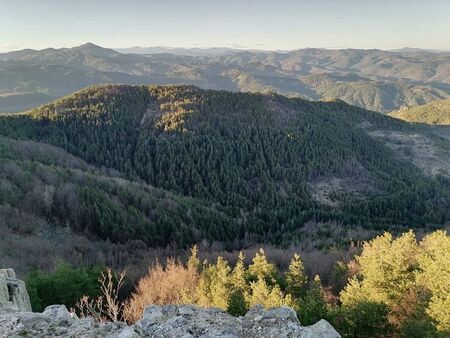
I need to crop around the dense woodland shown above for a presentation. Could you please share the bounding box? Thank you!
[1,85,449,249]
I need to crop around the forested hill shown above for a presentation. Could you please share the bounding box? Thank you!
[1,84,450,249]
[390,97,450,125]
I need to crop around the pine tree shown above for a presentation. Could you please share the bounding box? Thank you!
[227,252,249,316]
[285,253,307,299]
[195,263,213,308]
[340,230,420,331]
[210,257,232,310]
[248,249,277,284]
[298,275,328,325]
[228,290,247,316]
[248,275,289,309]
[231,251,248,292]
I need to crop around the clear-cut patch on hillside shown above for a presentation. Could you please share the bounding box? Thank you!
[309,176,373,207]
[368,129,450,178]
[308,161,374,207]
[140,101,163,125]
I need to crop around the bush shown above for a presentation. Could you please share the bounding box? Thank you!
[123,258,199,323]
[330,301,393,338]
[26,262,103,312]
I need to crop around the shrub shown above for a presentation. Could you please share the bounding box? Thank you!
[26,262,103,312]
[123,258,199,323]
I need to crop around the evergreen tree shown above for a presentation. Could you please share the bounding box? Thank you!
[330,301,393,338]
[231,251,248,292]
[195,263,213,308]
[248,249,277,284]
[285,253,307,299]
[248,275,286,308]
[341,231,419,307]
[298,275,328,326]
[210,257,232,310]
[227,290,247,316]
[227,252,249,316]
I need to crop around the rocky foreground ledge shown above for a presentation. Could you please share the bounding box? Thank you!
[0,269,341,337]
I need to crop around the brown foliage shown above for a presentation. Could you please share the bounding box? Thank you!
[123,258,199,323]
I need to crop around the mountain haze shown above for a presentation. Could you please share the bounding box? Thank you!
[1,43,450,112]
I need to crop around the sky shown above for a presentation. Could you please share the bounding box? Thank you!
[1,0,450,52]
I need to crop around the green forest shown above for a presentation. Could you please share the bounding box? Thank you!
[1,85,450,249]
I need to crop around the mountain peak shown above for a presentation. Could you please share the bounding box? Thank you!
[70,42,118,56]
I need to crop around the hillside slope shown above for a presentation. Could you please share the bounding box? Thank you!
[1,85,450,253]
[1,44,450,112]
[390,97,450,125]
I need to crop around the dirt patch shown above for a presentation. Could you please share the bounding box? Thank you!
[140,101,163,125]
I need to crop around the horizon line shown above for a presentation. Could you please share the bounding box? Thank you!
[1,42,450,54]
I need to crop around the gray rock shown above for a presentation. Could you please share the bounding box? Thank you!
[0,268,16,279]
[42,305,74,325]
[162,304,179,317]
[178,304,198,316]
[138,304,164,330]
[0,304,342,337]
[262,306,300,323]
[300,319,341,338]
[0,268,32,312]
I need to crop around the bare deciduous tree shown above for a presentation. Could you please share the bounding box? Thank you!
[76,268,126,323]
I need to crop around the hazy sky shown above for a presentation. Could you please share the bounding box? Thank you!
[1,0,450,52]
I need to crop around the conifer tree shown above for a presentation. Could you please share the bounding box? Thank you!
[285,253,307,299]
[227,252,249,316]
[195,263,213,308]
[210,257,232,310]
[231,251,248,292]
[247,275,292,309]
[298,275,328,325]
[340,230,420,331]
[228,289,247,316]
[248,249,277,284]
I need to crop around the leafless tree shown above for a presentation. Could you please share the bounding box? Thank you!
[76,268,126,323]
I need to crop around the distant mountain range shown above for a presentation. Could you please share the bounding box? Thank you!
[114,46,271,56]
[1,43,450,113]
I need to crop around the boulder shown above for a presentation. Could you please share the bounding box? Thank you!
[301,319,341,338]
[0,268,32,312]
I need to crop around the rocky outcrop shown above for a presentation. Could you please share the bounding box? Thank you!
[0,304,341,337]
[0,268,341,337]
[0,269,32,312]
